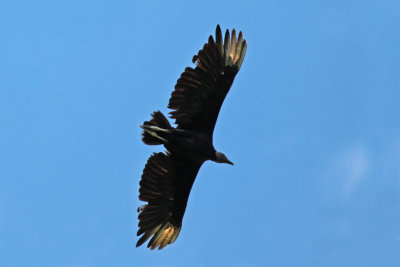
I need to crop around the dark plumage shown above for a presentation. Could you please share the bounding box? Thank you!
[137,25,247,250]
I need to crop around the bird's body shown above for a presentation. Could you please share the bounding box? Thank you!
[137,25,246,250]
[141,123,215,163]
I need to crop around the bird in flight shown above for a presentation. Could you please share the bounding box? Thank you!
[137,25,247,250]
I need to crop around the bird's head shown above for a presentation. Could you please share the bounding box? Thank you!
[214,152,234,165]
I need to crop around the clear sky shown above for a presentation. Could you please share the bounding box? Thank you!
[1,1,399,266]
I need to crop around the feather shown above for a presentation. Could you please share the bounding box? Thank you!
[234,31,243,64]
[216,25,224,57]
[237,40,247,69]
[169,225,181,244]
[224,29,231,66]
[230,29,237,62]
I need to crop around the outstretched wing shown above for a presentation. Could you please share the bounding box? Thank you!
[136,152,203,250]
[168,25,247,136]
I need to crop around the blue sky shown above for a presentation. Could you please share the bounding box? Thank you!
[1,1,399,266]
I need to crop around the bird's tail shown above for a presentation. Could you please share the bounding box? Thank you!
[140,111,171,145]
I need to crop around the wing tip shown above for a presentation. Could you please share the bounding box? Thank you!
[215,25,247,69]
[136,223,181,250]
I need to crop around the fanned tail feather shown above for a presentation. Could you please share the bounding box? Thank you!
[141,111,171,145]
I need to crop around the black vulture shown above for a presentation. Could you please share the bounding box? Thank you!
[137,25,247,250]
